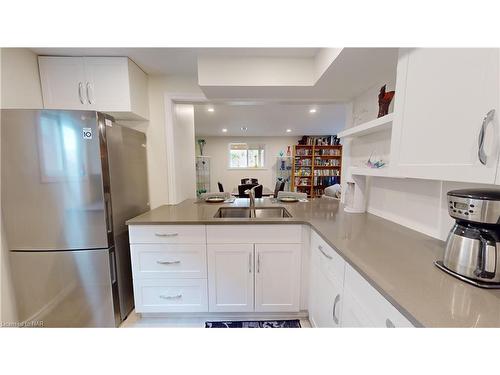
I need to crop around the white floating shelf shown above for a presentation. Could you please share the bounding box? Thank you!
[337,113,394,138]
[350,166,400,178]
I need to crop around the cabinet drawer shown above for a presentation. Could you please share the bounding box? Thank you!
[134,279,208,313]
[131,244,207,279]
[129,225,206,244]
[311,230,345,285]
[342,264,414,328]
[207,225,302,244]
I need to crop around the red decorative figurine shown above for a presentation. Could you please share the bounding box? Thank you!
[378,84,395,118]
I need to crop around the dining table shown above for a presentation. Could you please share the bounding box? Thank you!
[231,186,274,196]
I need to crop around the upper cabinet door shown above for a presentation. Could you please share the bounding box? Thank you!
[391,48,500,184]
[38,56,149,120]
[83,57,131,112]
[254,244,301,312]
[38,56,89,110]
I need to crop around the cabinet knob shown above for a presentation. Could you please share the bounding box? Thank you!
[385,318,395,328]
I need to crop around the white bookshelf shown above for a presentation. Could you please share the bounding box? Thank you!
[337,113,393,138]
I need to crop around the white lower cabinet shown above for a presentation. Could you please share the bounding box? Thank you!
[207,243,302,313]
[341,264,414,328]
[129,224,415,325]
[308,231,345,327]
[309,230,414,328]
[207,244,255,312]
[133,279,208,313]
[254,244,301,312]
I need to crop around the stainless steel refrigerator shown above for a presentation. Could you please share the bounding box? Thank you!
[1,109,149,327]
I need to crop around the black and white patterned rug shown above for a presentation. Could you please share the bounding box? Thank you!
[205,319,301,328]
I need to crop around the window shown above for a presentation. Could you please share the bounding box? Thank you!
[229,143,265,168]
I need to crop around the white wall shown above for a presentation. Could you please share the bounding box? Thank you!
[0,48,43,322]
[195,136,299,193]
[172,104,197,203]
[0,48,43,109]
[146,75,204,208]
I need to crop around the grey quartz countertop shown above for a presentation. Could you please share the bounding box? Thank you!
[127,198,500,327]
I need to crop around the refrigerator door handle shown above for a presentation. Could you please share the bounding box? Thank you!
[109,250,117,284]
[104,193,113,234]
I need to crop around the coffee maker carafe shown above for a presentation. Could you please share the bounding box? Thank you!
[435,189,500,288]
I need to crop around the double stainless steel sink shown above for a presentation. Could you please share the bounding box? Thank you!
[214,207,292,218]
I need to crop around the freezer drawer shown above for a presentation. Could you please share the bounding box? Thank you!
[8,248,117,327]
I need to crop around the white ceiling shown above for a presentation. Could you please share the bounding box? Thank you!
[30,48,320,75]
[200,48,399,102]
[193,103,346,137]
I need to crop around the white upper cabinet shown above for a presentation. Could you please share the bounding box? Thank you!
[391,48,499,184]
[38,56,149,120]
[38,57,88,110]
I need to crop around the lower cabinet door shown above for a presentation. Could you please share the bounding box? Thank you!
[309,260,342,327]
[254,244,301,312]
[207,244,254,312]
[341,265,414,328]
[134,279,208,313]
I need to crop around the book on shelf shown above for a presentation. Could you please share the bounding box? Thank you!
[298,135,340,146]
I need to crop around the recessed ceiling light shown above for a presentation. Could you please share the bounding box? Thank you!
[241,127,248,131]
[286,129,292,133]
[222,128,228,133]
[207,107,215,112]
[309,108,317,113]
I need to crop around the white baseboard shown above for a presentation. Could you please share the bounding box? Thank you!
[140,310,309,320]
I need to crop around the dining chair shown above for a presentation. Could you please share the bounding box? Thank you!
[240,178,258,184]
[252,184,263,198]
[218,182,224,192]
[273,180,286,198]
[238,183,258,198]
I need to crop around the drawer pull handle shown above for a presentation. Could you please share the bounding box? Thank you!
[159,294,182,300]
[385,318,395,328]
[332,294,340,325]
[155,233,179,237]
[318,245,333,260]
[156,260,181,265]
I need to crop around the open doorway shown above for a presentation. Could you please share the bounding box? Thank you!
[191,102,346,199]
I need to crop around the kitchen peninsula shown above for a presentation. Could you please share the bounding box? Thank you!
[127,198,500,328]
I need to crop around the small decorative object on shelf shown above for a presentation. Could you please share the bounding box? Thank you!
[365,154,386,169]
[286,145,291,156]
[378,84,395,118]
[197,139,206,155]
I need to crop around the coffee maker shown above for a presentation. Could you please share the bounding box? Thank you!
[435,189,500,288]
